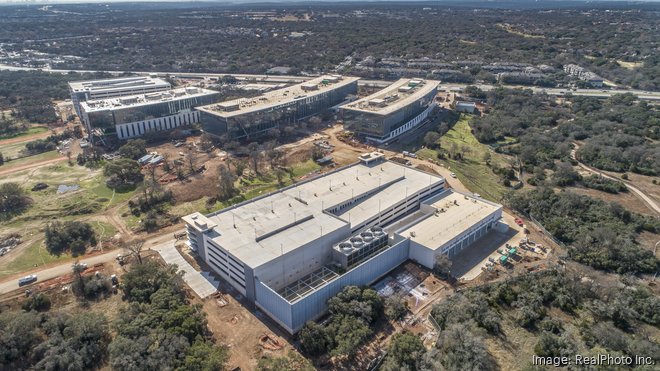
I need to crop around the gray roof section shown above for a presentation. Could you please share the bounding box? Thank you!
[196,75,359,118]
[202,160,444,269]
[341,78,439,116]
[80,87,218,112]
[69,76,171,94]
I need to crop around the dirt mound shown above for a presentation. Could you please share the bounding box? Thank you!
[259,334,284,350]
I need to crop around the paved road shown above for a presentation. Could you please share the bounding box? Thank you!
[2,64,659,102]
[571,146,660,215]
[0,249,124,294]
[152,242,219,299]
[0,229,184,295]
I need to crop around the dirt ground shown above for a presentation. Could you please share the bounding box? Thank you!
[615,171,660,210]
[193,259,295,371]
[567,184,657,217]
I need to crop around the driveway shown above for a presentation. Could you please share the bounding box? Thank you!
[153,242,219,299]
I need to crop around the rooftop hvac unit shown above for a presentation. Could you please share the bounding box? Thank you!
[301,83,319,91]
[368,98,386,107]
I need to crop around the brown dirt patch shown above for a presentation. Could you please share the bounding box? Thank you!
[567,186,656,217]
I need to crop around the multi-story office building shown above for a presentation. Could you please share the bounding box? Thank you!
[69,76,172,117]
[341,79,439,144]
[183,152,503,334]
[196,75,358,140]
[80,87,219,141]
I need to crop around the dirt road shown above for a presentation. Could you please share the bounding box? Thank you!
[571,145,660,215]
[0,156,66,176]
[0,129,51,146]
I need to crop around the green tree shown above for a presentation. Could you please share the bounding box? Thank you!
[33,312,110,371]
[384,294,408,321]
[299,321,331,356]
[44,221,97,256]
[330,315,371,357]
[434,323,495,371]
[218,164,238,201]
[120,261,183,303]
[21,293,51,312]
[0,182,31,220]
[183,339,229,371]
[104,158,144,190]
[423,131,441,149]
[383,332,425,370]
[119,139,147,160]
[257,350,315,371]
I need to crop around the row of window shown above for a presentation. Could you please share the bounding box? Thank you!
[207,240,245,274]
[207,247,246,288]
[117,111,199,139]
[382,103,435,141]
[442,220,492,258]
[357,184,444,232]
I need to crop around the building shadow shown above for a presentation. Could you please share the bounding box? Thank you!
[450,226,519,279]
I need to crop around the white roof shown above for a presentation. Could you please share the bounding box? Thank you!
[80,87,218,112]
[196,75,359,118]
[398,191,501,250]
[341,78,439,116]
[204,160,443,268]
[69,76,170,93]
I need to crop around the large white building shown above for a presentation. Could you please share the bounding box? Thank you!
[183,153,503,333]
[80,87,220,141]
[69,76,172,117]
[196,75,359,140]
[341,79,439,144]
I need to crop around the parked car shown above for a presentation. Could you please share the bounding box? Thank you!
[18,274,37,286]
[450,173,457,178]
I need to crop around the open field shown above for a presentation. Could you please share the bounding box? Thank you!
[0,218,118,280]
[0,150,64,174]
[0,125,48,142]
[416,115,509,202]
[0,162,129,279]
[0,140,32,159]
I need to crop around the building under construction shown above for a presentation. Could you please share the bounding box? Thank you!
[183,153,503,333]
[80,87,219,142]
[69,76,172,118]
[341,78,439,144]
[196,75,358,140]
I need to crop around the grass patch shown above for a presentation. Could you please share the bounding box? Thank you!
[416,115,508,202]
[0,141,32,159]
[83,174,136,208]
[91,221,118,241]
[0,239,72,279]
[0,126,48,141]
[0,150,63,172]
[290,159,321,178]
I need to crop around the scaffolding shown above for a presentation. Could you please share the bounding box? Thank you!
[279,266,339,303]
